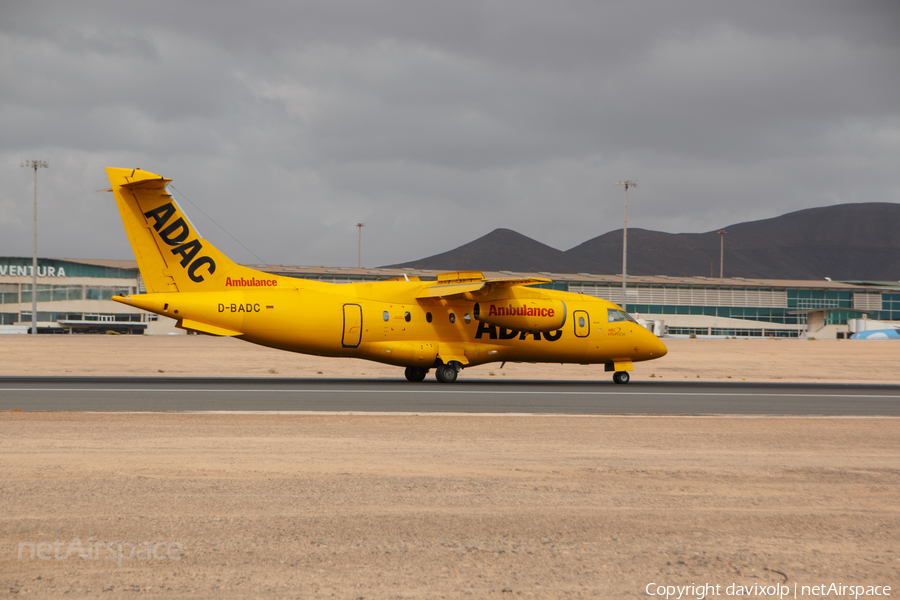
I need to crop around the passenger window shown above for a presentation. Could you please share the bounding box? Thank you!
[464,313,471,324]
[382,311,389,322]
[578,316,586,328]
[449,313,456,323]
[404,311,411,322]
[426,312,432,323]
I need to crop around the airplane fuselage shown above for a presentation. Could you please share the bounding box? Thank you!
[120,278,666,370]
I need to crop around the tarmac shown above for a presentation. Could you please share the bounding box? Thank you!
[2,335,900,384]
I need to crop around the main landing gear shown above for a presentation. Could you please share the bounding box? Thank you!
[612,371,630,385]
[435,362,461,384]
[404,366,428,382]
[404,362,462,383]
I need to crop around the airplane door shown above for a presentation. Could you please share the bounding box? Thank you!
[342,304,362,348]
[574,310,590,337]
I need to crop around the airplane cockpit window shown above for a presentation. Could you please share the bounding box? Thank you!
[607,308,637,323]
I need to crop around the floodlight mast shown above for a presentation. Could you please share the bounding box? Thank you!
[21,160,49,335]
[356,223,364,268]
[613,180,637,311]
[718,230,726,278]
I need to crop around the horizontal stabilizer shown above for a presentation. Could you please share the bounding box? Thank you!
[118,174,172,190]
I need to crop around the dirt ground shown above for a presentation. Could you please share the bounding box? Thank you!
[2,414,898,599]
[2,334,900,383]
[1,336,898,598]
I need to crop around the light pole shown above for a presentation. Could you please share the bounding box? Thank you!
[718,230,726,278]
[356,223,364,268]
[21,160,49,335]
[614,180,636,310]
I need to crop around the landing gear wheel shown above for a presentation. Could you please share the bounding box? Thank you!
[613,371,630,385]
[404,366,428,382]
[435,363,459,383]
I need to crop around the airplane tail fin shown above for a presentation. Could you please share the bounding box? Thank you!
[106,167,277,293]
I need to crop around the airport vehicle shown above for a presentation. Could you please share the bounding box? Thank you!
[106,167,667,383]
[850,328,900,340]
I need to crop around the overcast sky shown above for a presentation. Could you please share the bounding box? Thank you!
[2,1,898,268]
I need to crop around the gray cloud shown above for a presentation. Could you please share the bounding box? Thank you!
[2,0,898,268]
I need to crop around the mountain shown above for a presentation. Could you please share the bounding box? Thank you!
[387,203,900,281]
[385,228,570,273]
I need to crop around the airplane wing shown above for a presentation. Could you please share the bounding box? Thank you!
[416,277,552,300]
[417,282,486,298]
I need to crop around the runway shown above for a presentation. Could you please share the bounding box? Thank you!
[1,377,899,415]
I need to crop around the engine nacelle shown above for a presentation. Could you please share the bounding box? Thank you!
[474,300,566,333]
[365,341,438,367]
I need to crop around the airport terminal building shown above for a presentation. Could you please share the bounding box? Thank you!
[2,256,898,338]
[0,257,177,334]
[251,265,900,339]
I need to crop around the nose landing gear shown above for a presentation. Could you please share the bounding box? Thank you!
[612,371,630,385]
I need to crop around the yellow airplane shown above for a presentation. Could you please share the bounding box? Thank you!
[106,167,667,384]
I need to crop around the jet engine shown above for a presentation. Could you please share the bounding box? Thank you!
[473,300,566,333]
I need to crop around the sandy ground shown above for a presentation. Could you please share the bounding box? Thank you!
[2,337,899,598]
[2,414,898,598]
[2,334,900,383]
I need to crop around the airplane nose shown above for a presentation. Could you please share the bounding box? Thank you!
[636,327,668,359]
[652,334,668,358]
